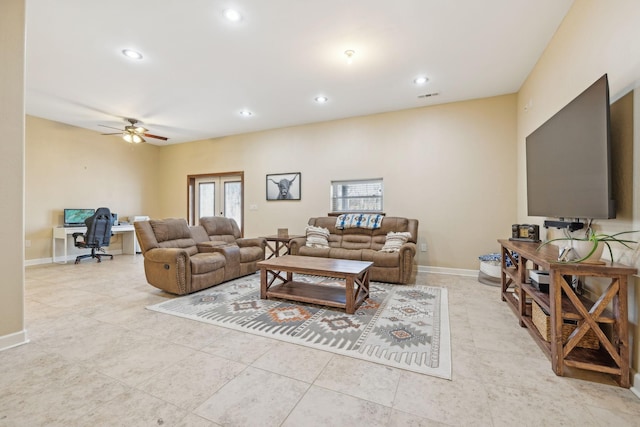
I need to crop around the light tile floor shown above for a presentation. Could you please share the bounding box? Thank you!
[2,256,640,426]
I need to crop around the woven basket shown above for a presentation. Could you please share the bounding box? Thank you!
[531,302,600,350]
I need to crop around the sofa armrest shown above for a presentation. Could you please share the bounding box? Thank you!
[398,242,417,258]
[196,243,242,280]
[142,248,191,294]
[398,242,417,284]
[236,237,267,249]
[289,237,307,255]
[144,247,191,264]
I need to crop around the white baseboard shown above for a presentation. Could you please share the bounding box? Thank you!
[417,265,477,277]
[26,250,125,267]
[631,372,640,400]
[0,330,29,352]
[25,257,53,266]
[27,258,477,274]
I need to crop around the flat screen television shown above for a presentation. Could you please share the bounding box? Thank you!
[526,74,615,223]
[63,208,95,227]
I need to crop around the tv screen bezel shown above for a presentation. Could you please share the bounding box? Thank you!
[525,74,615,221]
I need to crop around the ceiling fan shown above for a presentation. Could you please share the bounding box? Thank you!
[99,118,169,143]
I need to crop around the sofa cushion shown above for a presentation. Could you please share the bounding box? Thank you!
[189,225,210,244]
[305,225,330,248]
[200,216,242,241]
[308,217,343,235]
[190,252,226,274]
[329,248,362,261]
[380,231,412,253]
[362,249,401,267]
[340,234,372,250]
[150,218,198,255]
[239,246,265,263]
[298,246,331,257]
[151,218,192,242]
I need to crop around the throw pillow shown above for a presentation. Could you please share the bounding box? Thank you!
[305,225,330,248]
[379,231,412,253]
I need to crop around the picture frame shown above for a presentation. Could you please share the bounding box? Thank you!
[266,172,301,201]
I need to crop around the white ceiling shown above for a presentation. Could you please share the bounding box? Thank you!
[25,0,574,145]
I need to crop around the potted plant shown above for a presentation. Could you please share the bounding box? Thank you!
[538,226,638,264]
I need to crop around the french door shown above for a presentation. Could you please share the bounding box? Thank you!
[189,173,243,232]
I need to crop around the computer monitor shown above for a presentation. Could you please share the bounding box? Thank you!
[63,208,95,227]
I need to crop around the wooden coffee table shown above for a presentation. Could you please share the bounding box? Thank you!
[258,255,373,314]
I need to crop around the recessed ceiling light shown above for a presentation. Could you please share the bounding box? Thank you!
[122,49,143,60]
[239,110,253,117]
[315,96,329,103]
[344,49,355,64]
[223,9,242,22]
[414,76,429,85]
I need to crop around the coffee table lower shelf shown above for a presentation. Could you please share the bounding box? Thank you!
[265,281,349,310]
[258,255,372,314]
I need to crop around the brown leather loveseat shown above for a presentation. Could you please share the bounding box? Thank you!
[134,217,265,295]
[289,216,418,284]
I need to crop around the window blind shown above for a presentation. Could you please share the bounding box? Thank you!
[330,178,383,212]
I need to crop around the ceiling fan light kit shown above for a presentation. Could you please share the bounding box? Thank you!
[123,133,145,144]
[99,118,168,144]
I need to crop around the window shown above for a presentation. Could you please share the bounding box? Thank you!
[331,178,383,212]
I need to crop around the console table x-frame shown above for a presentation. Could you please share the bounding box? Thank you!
[498,239,637,387]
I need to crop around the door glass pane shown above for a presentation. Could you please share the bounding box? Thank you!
[224,181,242,229]
[199,182,215,218]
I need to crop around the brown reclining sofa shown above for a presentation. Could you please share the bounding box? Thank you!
[289,216,418,284]
[134,217,265,295]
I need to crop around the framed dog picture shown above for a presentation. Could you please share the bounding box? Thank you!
[266,172,301,201]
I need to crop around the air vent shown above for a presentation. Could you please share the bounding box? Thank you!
[418,92,439,99]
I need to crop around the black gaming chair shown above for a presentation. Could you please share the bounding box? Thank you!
[72,207,114,264]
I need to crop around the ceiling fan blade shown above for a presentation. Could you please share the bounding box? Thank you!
[99,124,124,131]
[101,132,122,136]
[143,133,169,141]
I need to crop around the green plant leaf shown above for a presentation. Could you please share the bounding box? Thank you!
[536,229,638,264]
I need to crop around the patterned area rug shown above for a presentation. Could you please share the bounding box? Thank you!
[147,274,451,379]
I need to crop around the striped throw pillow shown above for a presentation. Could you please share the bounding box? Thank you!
[305,225,330,248]
[379,231,412,253]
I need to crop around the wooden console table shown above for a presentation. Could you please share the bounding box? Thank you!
[498,239,637,387]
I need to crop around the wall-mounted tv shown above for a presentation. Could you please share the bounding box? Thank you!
[63,208,95,226]
[526,74,615,224]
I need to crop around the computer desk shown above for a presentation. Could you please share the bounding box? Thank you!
[52,224,136,263]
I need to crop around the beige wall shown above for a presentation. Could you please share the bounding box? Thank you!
[516,0,640,374]
[0,0,26,348]
[24,96,516,270]
[25,116,162,262]
[157,95,518,270]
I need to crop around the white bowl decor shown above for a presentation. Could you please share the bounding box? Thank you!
[538,228,637,264]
